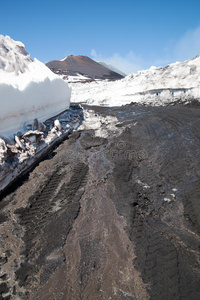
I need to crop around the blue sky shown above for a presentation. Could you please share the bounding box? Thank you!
[1,0,200,74]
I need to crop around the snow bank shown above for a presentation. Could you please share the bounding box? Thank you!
[0,35,71,138]
[70,55,200,106]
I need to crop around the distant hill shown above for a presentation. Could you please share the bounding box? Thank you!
[97,61,127,77]
[46,55,124,81]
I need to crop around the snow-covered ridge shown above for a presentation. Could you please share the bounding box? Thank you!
[71,55,200,106]
[0,35,71,138]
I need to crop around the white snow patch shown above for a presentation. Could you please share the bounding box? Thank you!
[60,56,68,61]
[136,179,150,189]
[79,109,121,138]
[164,193,175,203]
[164,197,172,203]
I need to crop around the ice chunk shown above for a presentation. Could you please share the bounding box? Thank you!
[54,119,61,131]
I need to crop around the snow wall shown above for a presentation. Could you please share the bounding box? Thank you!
[0,76,71,137]
[0,35,71,138]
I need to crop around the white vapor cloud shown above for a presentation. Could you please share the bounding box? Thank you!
[174,26,200,61]
[91,26,200,75]
[157,26,200,66]
[91,50,143,75]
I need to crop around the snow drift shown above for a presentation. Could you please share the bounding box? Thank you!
[71,55,200,106]
[0,35,71,138]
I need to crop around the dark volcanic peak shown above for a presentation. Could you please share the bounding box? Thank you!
[46,55,124,81]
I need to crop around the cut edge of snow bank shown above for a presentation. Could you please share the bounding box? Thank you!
[0,35,72,138]
[0,78,71,138]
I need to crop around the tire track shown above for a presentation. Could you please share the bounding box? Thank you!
[183,181,200,234]
[14,162,89,290]
[107,105,200,299]
[130,208,200,300]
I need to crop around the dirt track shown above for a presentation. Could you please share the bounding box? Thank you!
[0,103,200,299]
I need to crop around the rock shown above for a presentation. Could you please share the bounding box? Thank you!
[54,119,61,131]
[16,131,23,138]
[38,122,46,132]
[32,118,39,130]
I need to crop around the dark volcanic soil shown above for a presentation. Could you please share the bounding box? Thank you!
[0,104,200,300]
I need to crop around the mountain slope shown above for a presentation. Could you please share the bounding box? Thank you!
[97,61,127,77]
[46,55,124,81]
